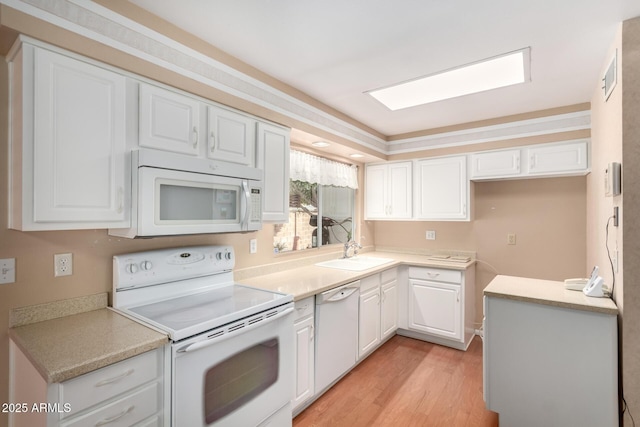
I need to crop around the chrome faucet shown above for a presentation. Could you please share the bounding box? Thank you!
[343,240,362,258]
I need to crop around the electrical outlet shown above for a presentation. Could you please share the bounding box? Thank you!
[0,258,16,284]
[507,233,517,245]
[426,230,436,240]
[250,239,257,254]
[54,253,73,277]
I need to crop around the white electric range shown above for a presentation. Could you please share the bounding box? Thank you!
[112,245,294,427]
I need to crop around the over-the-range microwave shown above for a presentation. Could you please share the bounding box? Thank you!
[109,148,263,238]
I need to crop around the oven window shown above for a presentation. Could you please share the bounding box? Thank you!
[204,338,279,424]
[158,184,238,222]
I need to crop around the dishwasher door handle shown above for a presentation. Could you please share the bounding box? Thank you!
[317,281,360,303]
[324,286,358,302]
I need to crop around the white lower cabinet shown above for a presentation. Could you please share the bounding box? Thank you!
[380,270,398,341]
[292,297,315,414]
[401,265,475,350]
[358,268,398,360]
[9,343,165,427]
[358,275,381,359]
[484,291,617,427]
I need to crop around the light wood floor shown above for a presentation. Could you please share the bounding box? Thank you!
[293,335,499,427]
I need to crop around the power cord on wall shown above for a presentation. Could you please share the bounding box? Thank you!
[605,215,617,296]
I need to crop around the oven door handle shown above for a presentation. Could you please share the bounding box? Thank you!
[176,307,294,354]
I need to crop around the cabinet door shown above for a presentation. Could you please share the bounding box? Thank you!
[208,106,256,166]
[470,149,521,179]
[381,279,398,340]
[257,122,290,223]
[358,288,381,359]
[31,48,129,226]
[409,279,462,341]
[387,162,413,219]
[292,315,314,411]
[365,162,412,219]
[139,83,200,155]
[414,156,468,220]
[364,164,387,219]
[527,141,588,175]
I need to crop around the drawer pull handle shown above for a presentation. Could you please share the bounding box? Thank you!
[94,369,134,387]
[427,272,440,277]
[94,405,134,426]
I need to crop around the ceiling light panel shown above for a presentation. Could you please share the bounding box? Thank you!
[367,48,531,111]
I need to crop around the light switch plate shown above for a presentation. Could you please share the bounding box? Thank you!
[0,258,16,284]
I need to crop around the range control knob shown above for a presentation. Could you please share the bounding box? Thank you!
[225,252,232,260]
[140,261,153,271]
[126,263,138,274]
[215,252,223,261]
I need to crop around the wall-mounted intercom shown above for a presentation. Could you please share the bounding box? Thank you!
[605,162,621,197]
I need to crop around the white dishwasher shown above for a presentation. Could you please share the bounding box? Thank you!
[315,280,360,394]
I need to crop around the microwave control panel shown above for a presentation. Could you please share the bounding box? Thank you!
[250,188,262,222]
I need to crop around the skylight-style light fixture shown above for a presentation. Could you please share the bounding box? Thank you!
[366,48,531,111]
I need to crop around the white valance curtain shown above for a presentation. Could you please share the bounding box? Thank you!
[289,150,359,189]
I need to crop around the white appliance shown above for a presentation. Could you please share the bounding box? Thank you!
[112,245,294,427]
[109,149,263,238]
[314,281,360,394]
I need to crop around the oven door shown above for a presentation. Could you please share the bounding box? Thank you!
[172,305,294,427]
[137,166,261,236]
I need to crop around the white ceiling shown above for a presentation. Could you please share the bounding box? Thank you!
[128,0,640,138]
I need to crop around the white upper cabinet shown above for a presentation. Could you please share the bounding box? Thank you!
[365,162,412,219]
[527,140,588,176]
[257,122,290,223]
[470,149,521,179]
[8,39,130,230]
[138,83,201,155]
[414,156,469,221]
[207,106,256,166]
[470,140,590,181]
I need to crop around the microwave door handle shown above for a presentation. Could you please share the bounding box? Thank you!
[241,181,250,228]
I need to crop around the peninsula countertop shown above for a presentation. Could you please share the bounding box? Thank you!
[9,295,168,383]
[240,251,475,301]
[483,275,618,315]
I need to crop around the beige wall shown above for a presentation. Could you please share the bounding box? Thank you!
[587,16,640,426]
[373,177,587,324]
[621,17,640,427]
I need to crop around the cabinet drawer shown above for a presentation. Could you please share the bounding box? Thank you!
[294,296,315,321]
[360,273,381,292]
[409,267,461,284]
[60,350,160,418]
[61,382,160,427]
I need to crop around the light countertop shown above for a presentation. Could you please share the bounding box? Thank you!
[9,252,473,383]
[484,275,618,315]
[9,296,168,383]
[240,251,475,301]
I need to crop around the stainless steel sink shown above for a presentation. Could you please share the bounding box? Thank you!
[315,256,394,271]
